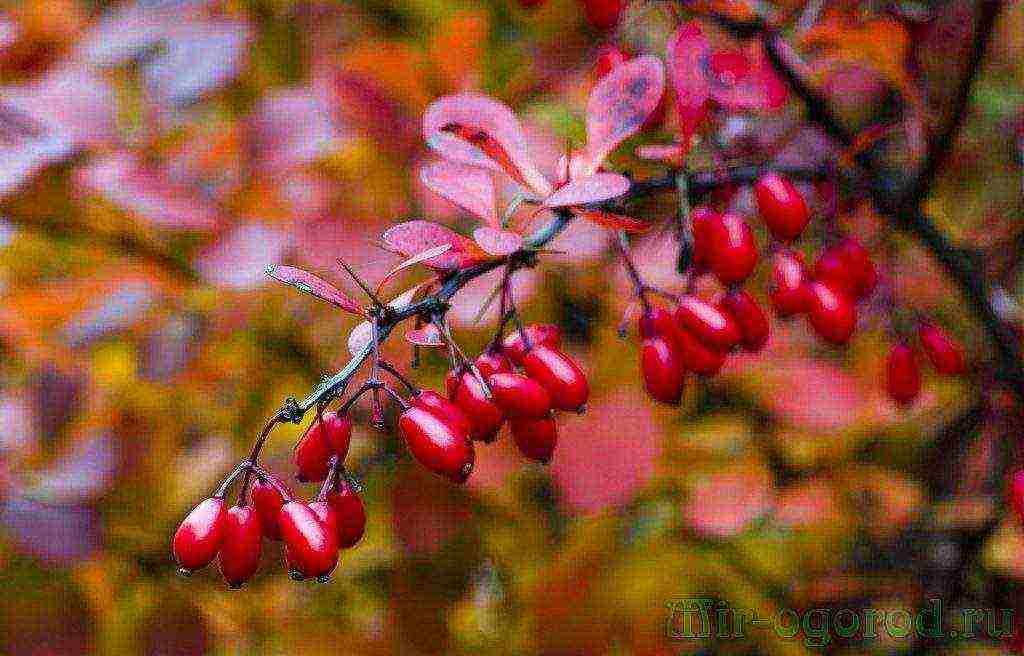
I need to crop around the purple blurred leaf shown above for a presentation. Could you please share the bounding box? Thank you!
[197,222,292,289]
[420,161,498,226]
[381,220,489,271]
[0,128,74,201]
[0,496,100,565]
[405,323,444,347]
[62,281,156,346]
[76,152,223,230]
[26,434,118,504]
[543,173,630,208]
[250,87,345,172]
[423,93,553,198]
[78,0,212,66]
[143,315,201,380]
[143,21,251,106]
[473,226,522,256]
[265,264,366,316]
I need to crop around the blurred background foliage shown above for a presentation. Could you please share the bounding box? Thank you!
[0,0,1023,654]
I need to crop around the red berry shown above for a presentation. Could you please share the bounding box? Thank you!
[807,282,857,345]
[690,207,721,273]
[815,238,877,301]
[218,505,263,588]
[278,501,339,580]
[638,306,677,340]
[674,295,742,351]
[510,416,559,463]
[581,0,624,30]
[594,45,630,79]
[719,290,769,352]
[411,389,473,438]
[886,343,921,406]
[487,372,552,419]
[250,473,292,541]
[769,248,813,317]
[708,212,758,285]
[303,412,352,461]
[173,498,226,574]
[673,326,727,376]
[448,371,505,442]
[501,324,562,364]
[521,345,590,412]
[308,501,340,547]
[327,482,367,549]
[398,406,475,483]
[754,173,810,242]
[294,419,335,483]
[1010,469,1024,526]
[918,322,966,375]
[640,335,686,404]
[474,350,514,378]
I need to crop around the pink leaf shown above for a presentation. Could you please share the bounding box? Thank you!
[250,87,345,172]
[571,208,651,233]
[197,222,292,289]
[143,21,251,106]
[636,143,687,165]
[706,48,788,111]
[423,93,552,198]
[543,172,631,208]
[375,243,452,295]
[473,226,522,257]
[265,265,366,316]
[576,55,665,178]
[381,220,489,270]
[405,323,444,347]
[420,161,497,226]
[667,22,711,147]
[681,467,775,538]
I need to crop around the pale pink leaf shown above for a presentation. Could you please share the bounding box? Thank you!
[381,220,489,270]
[143,21,251,106]
[577,55,665,178]
[473,226,522,257]
[375,243,452,295]
[405,323,444,347]
[636,143,686,164]
[423,92,553,198]
[571,208,652,233]
[197,222,291,289]
[251,87,345,172]
[667,22,711,147]
[681,467,775,538]
[543,172,630,208]
[420,161,497,226]
[265,264,366,316]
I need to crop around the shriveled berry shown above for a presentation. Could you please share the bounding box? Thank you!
[501,324,562,364]
[474,350,514,378]
[918,322,966,375]
[769,249,812,317]
[674,296,742,351]
[411,389,473,437]
[754,173,810,242]
[581,0,624,30]
[173,497,226,574]
[294,420,334,483]
[218,505,263,588]
[250,473,292,541]
[510,416,559,463]
[807,282,857,345]
[708,212,758,285]
[640,335,686,404]
[673,326,727,376]
[886,343,921,406]
[448,371,505,442]
[487,372,552,419]
[1010,469,1024,526]
[719,290,769,352]
[327,482,367,549]
[398,406,475,483]
[278,502,339,580]
[815,238,877,301]
[521,345,589,412]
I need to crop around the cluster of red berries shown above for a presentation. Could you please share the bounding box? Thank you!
[632,172,966,408]
[173,451,366,587]
[885,321,967,405]
[410,324,588,475]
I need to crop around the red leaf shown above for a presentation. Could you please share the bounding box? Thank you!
[667,22,711,148]
[375,244,452,295]
[543,173,630,208]
[381,220,490,270]
[405,323,444,347]
[420,161,497,226]
[473,226,523,257]
[706,47,788,111]
[575,55,665,178]
[265,265,366,316]
[571,208,651,233]
[423,93,552,198]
